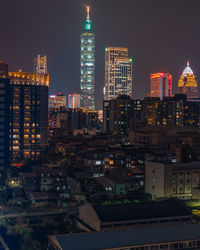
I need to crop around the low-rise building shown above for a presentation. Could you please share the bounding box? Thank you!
[48,224,200,250]
[79,200,192,232]
[97,176,127,196]
[145,161,200,200]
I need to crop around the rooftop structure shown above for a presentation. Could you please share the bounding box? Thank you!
[8,70,49,87]
[48,224,200,250]
[182,61,194,77]
[178,61,198,99]
[79,200,192,232]
[34,54,47,74]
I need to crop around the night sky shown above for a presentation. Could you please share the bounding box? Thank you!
[1,0,200,109]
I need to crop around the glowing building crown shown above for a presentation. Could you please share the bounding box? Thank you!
[182,61,194,77]
[85,6,92,31]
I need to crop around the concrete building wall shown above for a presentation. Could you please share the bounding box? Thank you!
[146,161,200,200]
[145,161,165,199]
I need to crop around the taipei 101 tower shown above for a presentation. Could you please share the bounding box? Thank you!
[80,6,95,109]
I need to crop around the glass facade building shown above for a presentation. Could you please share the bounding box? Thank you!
[104,47,133,101]
[80,7,95,109]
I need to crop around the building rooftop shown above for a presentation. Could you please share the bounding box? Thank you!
[8,70,49,87]
[182,61,194,77]
[93,199,190,222]
[148,161,200,170]
[172,161,200,170]
[50,224,200,250]
[133,125,200,134]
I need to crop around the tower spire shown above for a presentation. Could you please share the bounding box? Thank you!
[84,6,92,31]
[86,6,90,20]
[187,60,190,67]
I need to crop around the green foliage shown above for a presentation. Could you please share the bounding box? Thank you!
[4,215,80,249]
[123,199,131,204]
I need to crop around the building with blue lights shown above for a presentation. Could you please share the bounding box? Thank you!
[80,6,95,109]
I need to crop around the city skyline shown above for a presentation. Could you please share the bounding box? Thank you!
[1,0,200,108]
[2,1,200,249]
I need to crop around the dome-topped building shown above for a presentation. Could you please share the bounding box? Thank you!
[178,61,198,99]
[182,61,194,76]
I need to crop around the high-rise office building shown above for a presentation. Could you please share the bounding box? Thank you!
[150,73,172,100]
[0,62,10,176]
[104,47,133,101]
[80,6,95,109]
[49,93,67,109]
[34,54,47,74]
[68,93,80,109]
[8,69,49,163]
[178,61,198,99]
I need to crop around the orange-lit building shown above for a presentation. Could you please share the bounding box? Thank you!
[34,54,47,74]
[150,73,172,100]
[8,69,49,163]
[178,61,198,99]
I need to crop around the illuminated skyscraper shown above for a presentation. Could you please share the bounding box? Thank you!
[80,6,95,109]
[150,73,172,100]
[178,61,198,99]
[8,70,49,163]
[68,93,80,109]
[34,54,47,74]
[104,47,133,101]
